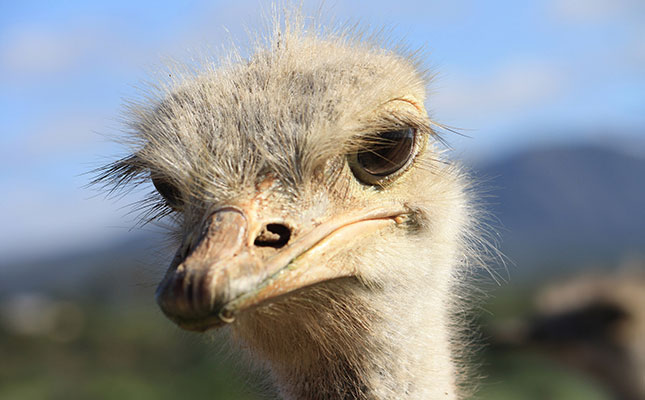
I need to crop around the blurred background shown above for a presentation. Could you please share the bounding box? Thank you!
[1,1,644,399]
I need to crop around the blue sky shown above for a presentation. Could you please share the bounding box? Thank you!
[1,0,644,261]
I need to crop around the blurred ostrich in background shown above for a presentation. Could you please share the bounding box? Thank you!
[96,13,491,400]
[493,266,645,400]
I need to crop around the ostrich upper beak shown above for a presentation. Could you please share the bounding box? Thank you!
[156,203,407,331]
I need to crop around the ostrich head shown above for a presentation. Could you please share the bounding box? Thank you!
[98,19,481,400]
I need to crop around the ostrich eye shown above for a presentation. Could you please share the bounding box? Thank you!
[351,128,416,184]
[152,176,182,210]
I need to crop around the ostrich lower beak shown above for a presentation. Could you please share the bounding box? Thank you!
[156,205,406,331]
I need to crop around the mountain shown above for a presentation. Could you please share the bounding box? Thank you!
[0,231,168,298]
[476,144,645,278]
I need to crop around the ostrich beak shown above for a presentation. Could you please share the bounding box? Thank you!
[156,204,407,331]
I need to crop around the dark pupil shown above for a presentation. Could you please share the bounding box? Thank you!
[357,128,414,177]
[152,177,181,208]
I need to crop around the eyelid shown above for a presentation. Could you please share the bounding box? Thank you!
[385,97,424,113]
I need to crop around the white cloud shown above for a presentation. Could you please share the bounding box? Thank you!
[550,0,645,23]
[0,24,99,78]
[23,112,115,156]
[628,26,645,67]
[336,0,469,24]
[0,20,159,85]
[432,59,566,127]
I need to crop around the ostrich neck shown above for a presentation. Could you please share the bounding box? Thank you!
[275,330,457,400]
[241,279,459,400]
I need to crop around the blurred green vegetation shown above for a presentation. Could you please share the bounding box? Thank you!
[0,283,613,400]
[0,298,265,400]
[477,350,610,400]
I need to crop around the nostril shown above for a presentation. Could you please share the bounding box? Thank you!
[254,223,291,249]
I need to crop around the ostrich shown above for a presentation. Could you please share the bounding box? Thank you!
[493,268,645,400]
[97,16,487,400]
